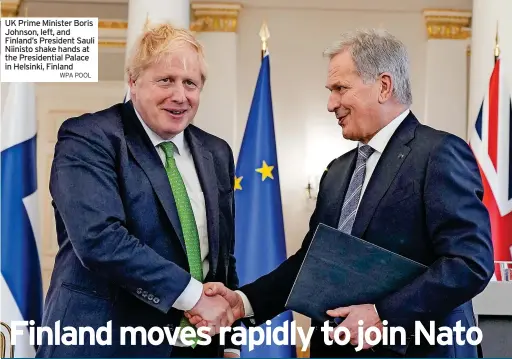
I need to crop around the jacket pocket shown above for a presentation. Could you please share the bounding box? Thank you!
[61,281,113,300]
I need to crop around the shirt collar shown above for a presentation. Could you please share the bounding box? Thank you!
[362,108,410,154]
[133,106,185,155]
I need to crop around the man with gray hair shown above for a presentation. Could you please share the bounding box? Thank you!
[189,28,494,357]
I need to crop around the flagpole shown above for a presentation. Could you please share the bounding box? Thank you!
[144,12,150,30]
[494,22,499,63]
[236,17,296,359]
[259,21,270,61]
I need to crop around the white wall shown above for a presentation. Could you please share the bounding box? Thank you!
[194,32,238,150]
[424,39,470,140]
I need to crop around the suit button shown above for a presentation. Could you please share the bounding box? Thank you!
[153,297,160,304]
[148,294,154,300]
[136,288,142,295]
[142,291,148,298]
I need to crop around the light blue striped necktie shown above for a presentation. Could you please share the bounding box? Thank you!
[337,144,375,234]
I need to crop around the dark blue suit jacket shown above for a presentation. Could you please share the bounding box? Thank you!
[241,112,494,357]
[37,101,239,357]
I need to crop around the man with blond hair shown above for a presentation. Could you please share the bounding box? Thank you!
[37,23,240,358]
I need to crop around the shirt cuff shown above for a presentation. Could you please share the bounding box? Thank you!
[172,277,203,311]
[224,349,241,356]
[235,290,254,317]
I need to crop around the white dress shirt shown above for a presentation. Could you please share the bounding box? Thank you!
[237,108,410,318]
[358,108,410,207]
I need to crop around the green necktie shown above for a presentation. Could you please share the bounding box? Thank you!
[159,141,203,347]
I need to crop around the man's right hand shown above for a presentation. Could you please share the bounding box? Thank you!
[187,286,234,335]
[186,283,245,328]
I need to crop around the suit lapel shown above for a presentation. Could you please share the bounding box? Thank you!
[351,113,418,238]
[122,101,186,252]
[325,149,358,228]
[185,127,220,277]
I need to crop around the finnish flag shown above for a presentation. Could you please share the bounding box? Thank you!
[1,82,43,357]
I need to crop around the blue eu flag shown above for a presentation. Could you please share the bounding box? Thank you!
[234,51,296,358]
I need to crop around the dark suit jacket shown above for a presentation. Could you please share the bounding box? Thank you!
[37,101,239,357]
[240,112,494,358]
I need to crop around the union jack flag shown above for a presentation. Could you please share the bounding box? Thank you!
[470,50,512,280]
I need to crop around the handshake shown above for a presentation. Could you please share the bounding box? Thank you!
[184,283,245,335]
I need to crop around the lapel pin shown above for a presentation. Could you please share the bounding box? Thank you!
[398,153,404,159]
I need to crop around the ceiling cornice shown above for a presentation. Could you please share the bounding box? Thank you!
[423,8,472,39]
[1,0,21,17]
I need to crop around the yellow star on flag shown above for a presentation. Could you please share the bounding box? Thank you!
[234,176,243,190]
[255,160,274,181]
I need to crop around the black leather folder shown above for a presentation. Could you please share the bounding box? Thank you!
[285,223,428,323]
